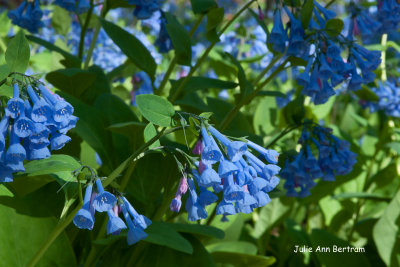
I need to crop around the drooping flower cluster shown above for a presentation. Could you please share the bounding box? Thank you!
[268,2,381,104]
[170,125,281,221]
[54,0,90,14]
[127,0,161,20]
[8,0,44,33]
[280,124,357,197]
[361,79,400,117]
[73,179,151,245]
[0,82,77,182]
[349,0,400,44]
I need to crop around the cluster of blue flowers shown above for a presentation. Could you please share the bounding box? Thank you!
[73,179,151,245]
[127,0,161,20]
[361,79,400,117]
[0,82,77,182]
[268,2,381,104]
[8,0,44,33]
[280,124,357,197]
[55,0,90,14]
[349,0,400,44]
[170,125,281,221]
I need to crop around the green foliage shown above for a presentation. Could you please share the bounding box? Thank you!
[5,31,30,73]
[136,95,175,127]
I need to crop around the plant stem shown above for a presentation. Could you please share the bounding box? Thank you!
[381,33,388,81]
[156,14,205,96]
[251,54,283,86]
[83,3,108,70]
[169,0,257,103]
[27,204,82,267]
[78,0,95,60]
[218,57,289,131]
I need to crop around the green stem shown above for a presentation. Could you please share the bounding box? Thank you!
[27,204,82,267]
[169,0,256,103]
[78,0,95,60]
[218,57,289,130]
[83,3,108,70]
[381,33,388,81]
[251,54,283,86]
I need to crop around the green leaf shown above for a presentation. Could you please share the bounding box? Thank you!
[386,142,400,154]
[0,12,11,36]
[100,18,156,79]
[165,223,224,239]
[325,18,344,37]
[46,68,96,98]
[164,13,192,66]
[300,0,314,29]
[207,241,258,255]
[107,121,147,137]
[52,6,71,35]
[18,155,81,177]
[0,185,76,266]
[0,64,10,81]
[144,222,193,254]
[5,31,30,73]
[225,53,254,102]
[144,123,161,149]
[211,252,275,267]
[251,199,290,238]
[26,35,81,68]
[373,189,400,266]
[310,229,370,267]
[354,86,379,101]
[206,8,224,42]
[190,0,217,14]
[136,95,175,127]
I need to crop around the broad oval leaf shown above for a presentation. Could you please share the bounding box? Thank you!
[5,31,30,73]
[136,94,175,127]
[165,12,192,66]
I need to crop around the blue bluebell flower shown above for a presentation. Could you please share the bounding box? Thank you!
[39,85,74,124]
[128,0,160,20]
[6,84,25,119]
[208,126,247,162]
[267,9,288,53]
[281,124,356,197]
[122,197,151,230]
[73,184,95,230]
[27,85,53,123]
[6,127,26,166]
[155,16,173,53]
[200,127,222,165]
[93,179,117,212]
[363,79,400,117]
[55,0,91,14]
[106,209,127,235]
[8,0,44,33]
[185,178,208,221]
[121,203,148,245]
[0,164,13,183]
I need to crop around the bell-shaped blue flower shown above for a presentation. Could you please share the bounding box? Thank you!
[8,1,26,23]
[268,9,288,53]
[185,179,208,221]
[201,127,222,165]
[73,184,95,230]
[39,85,74,124]
[93,179,117,212]
[246,140,279,164]
[216,200,236,216]
[208,126,247,162]
[0,116,10,151]
[5,84,25,119]
[155,16,173,53]
[50,132,71,150]
[122,196,151,229]
[14,109,34,138]
[218,158,238,177]
[0,164,13,182]
[106,209,127,235]
[223,174,244,202]
[198,166,221,187]
[6,127,26,165]
[27,85,53,123]
[199,188,218,207]
[121,203,148,245]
